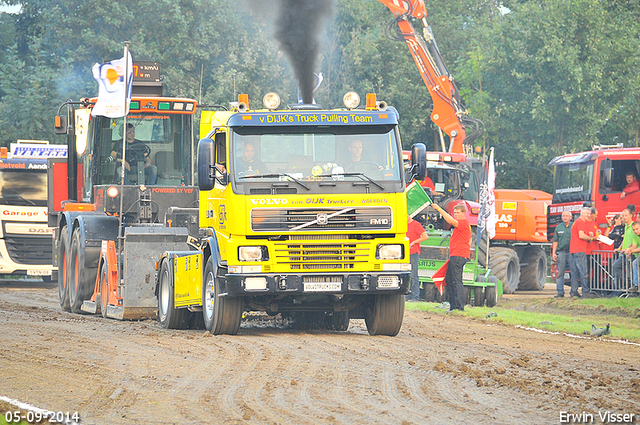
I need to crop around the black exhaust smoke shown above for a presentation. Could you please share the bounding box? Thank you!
[274,0,334,104]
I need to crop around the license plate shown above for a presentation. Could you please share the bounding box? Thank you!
[27,269,52,276]
[303,282,342,292]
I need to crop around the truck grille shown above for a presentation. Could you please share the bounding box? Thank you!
[5,235,52,265]
[274,236,370,270]
[251,207,392,232]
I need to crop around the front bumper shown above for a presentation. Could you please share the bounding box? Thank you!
[225,272,410,297]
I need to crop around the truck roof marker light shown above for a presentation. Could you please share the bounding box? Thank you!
[238,94,249,112]
[185,103,194,111]
[343,91,360,110]
[0,147,6,159]
[365,93,377,110]
[173,102,184,111]
[129,101,140,110]
[263,92,281,110]
[426,153,440,161]
[107,186,119,198]
[158,102,171,110]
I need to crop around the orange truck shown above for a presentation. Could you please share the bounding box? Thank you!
[381,0,551,294]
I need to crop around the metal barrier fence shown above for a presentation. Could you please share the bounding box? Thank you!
[589,250,634,294]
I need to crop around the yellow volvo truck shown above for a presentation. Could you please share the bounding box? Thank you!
[157,92,426,336]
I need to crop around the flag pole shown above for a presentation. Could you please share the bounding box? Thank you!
[484,147,494,268]
[118,41,131,227]
[118,41,131,281]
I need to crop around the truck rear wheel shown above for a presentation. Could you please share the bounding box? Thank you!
[158,259,188,329]
[518,246,547,291]
[489,247,520,294]
[58,226,70,312]
[68,229,94,313]
[203,256,242,335]
[365,294,404,336]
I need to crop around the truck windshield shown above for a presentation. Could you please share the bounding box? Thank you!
[230,125,402,188]
[90,112,193,187]
[552,161,594,203]
[0,167,47,206]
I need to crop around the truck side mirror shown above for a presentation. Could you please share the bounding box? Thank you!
[603,167,614,188]
[409,143,427,182]
[54,115,68,135]
[197,138,215,190]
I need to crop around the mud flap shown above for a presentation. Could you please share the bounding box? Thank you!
[112,226,190,320]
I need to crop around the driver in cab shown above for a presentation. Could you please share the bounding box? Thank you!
[108,123,157,185]
[235,141,266,176]
[344,139,383,172]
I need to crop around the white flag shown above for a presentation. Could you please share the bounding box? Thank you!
[477,147,496,247]
[91,52,132,118]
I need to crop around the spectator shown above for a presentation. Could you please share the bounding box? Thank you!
[570,207,597,298]
[620,171,639,199]
[613,209,640,292]
[628,204,637,221]
[551,211,576,298]
[431,203,471,311]
[588,207,602,252]
[406,214,428,302]
[420,171,443,196]
[629,222,640,293]
[604,214,624,250]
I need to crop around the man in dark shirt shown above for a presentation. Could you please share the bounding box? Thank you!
[235,141,266,176]
[109,124,157,185]
[551,211,575,298]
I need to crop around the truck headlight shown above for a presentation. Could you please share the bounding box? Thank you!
[238,246,267,262]
[377,244,403,260]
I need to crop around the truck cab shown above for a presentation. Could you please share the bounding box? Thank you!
[159,92,426,336]
[0,141,67,281]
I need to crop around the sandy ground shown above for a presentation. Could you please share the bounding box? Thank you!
[1,280,639,425]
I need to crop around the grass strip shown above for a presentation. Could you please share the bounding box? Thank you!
[405,296,640,342]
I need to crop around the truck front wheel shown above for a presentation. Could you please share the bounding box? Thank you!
[57,226,70,312]
[365,294,404,336]
[203,256,242,335]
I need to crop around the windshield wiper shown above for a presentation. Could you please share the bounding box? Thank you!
[318,172,385,190]
[239,173,310,190]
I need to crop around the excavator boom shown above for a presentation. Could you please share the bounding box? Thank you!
[377,0,481,153]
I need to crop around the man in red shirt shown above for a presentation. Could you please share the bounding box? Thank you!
[431,203,471,311]
[570,207,597,298]
[620,171,639,200]
[406,215,429,302]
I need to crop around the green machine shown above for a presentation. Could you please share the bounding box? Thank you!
[406,180,502,307]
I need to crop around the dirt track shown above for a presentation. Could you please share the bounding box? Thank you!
[1,281,639,425]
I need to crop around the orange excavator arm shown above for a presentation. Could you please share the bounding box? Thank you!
[376,0,482,154]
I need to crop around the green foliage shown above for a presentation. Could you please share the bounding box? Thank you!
[0,0,638,193]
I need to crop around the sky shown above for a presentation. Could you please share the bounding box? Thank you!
[0,4,21,14]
